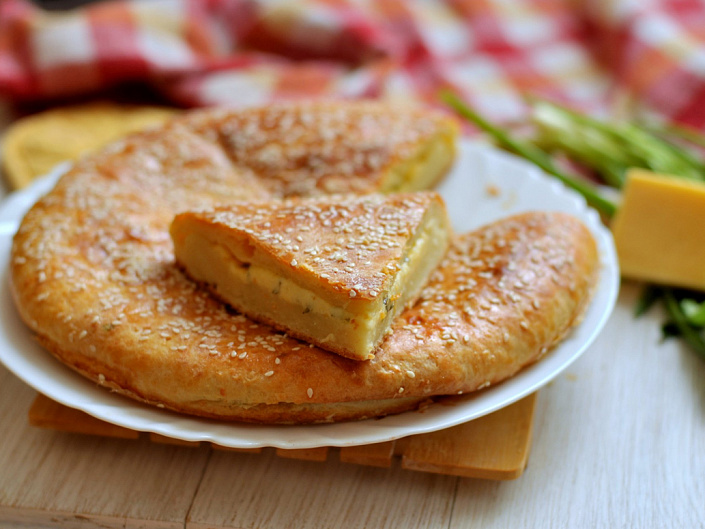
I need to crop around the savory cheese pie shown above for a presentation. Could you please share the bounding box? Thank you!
[9,100,600,424]
[170,192,451,360]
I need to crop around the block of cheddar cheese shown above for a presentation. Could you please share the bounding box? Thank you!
[611,168,705,290]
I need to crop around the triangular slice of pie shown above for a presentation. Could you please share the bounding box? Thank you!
[170,191,451,360]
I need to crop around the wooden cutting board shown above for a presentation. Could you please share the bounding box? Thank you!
[29,392,537,480]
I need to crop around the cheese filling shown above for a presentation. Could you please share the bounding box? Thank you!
[216,247,352,322]
[382,133,455,192]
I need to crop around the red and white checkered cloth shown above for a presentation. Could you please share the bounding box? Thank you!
[2,0,705,128]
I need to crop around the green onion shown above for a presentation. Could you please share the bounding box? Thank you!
[634,285,661,318]
[440,91,618,217]
[663,289,705,360]
[532,100,705,184]
[680,298,705,327]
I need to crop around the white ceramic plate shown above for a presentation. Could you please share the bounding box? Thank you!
[0,141,619,449]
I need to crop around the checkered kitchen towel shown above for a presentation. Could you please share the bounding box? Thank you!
[2,0,705,128]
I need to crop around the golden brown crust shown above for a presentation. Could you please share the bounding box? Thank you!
[9,101,598,424]
[176,100,460,197]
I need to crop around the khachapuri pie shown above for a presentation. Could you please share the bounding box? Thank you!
[9,101,598,424]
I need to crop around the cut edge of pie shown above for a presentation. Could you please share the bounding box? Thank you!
[376,118,459,194]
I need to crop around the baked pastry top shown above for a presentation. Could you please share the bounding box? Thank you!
[170,192,451,360]
[177,100,459,198]
[9,100,599,424]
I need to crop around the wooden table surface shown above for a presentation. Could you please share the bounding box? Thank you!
[0,102,703,529]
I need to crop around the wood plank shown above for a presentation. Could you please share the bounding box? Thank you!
[401,393,536,480]
[212,444,262,454]
[25,392,536,477]
[187,450,458,529]
[339,441,395,468]
[276,447,329,461]
[29,393,139,439]
[0,506,179,529]
[0,368,209,529]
